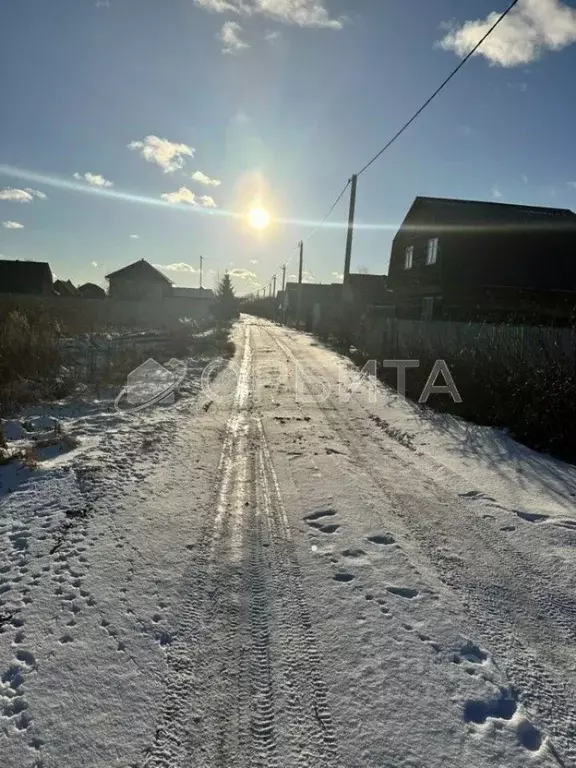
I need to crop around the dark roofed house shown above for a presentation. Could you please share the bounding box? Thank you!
[0,259,53,295]
[105,259,173,300]
[388,196,576,324]
[78,282,106,299]
[54,279,79,297]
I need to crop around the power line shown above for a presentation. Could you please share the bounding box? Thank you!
[301,179,352,243]
[270,179,351,282]
[357,0,521,177]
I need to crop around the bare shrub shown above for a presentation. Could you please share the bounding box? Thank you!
[0,310,75,416]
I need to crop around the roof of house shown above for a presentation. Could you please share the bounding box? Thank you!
[0,259,53,294]
[172,286,215,299]
[399,196,576,233]
[105,259,173,284]
[78,282,106,298]
[54,279,79,297]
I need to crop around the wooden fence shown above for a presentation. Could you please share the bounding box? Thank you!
[350,318,576,366]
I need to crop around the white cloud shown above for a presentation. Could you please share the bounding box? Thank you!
[522,174,529,184]
[229,268,257,280]
[331,271,343,281]
[161,187,198,205]
[153,262,198,273]
[2,221,24,229]
[191,170,221,187]
[492,186,503,200]
[288,271,315,283]
[198,194,217,208]
[219,21,250,54]
[195,0,236,10]
[439,0,576,67]
[129,234,140,239]
[194,0,343,28]
[249,259,258,264]
[73,172,113,188]
[265,29,282,42]
[91,260,101,267]
[26,188,47,200]
[0,187,45,202]
[161,187,217,207]
[129,135,195,173]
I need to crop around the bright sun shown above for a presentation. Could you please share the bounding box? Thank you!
[247,206,271,231]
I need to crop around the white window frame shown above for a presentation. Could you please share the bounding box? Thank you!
[421,296,434,321]
[426,237,439,265]
[404,245,414,270]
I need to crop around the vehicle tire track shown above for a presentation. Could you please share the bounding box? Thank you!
[144,324,339,768]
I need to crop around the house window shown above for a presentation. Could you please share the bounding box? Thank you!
[426,237,439,265]
[404,245,414,269]
[421,296,434,321]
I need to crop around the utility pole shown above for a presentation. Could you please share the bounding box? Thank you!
[280,264,287,325]
[199,255,204,289]
[296,240,304,328]
[272,274,277,299]
[343,174,358,285]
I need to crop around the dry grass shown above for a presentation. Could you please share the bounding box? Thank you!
[0,310,74,416]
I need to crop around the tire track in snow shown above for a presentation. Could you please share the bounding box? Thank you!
[144,324,339,768]
[256,422,339,768]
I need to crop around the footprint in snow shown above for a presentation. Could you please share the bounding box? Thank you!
[463,688,542,753]
[366,534,395,546]
[386,586,419,599]
[514,510,549,523]
[451,641,488,666]
[307,521,340,535]
[304,509,337,522]
[341,548,366,559]
[333,573,355,583]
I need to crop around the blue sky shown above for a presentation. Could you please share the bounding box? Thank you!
[2,0,576,294]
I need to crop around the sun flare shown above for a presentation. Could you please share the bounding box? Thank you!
[247,205,271,231]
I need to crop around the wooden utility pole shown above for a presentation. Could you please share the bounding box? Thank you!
[281,264,286,293]
[343,174,358,284]
[272,274,277,299]
[296,240,304,328]
[199,255,204,289]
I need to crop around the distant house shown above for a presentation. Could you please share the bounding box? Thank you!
[54,279,79,298]
[78,282,106,299]
[283,282,342,329]
[105,259,173,300]
[388,196,576,324]
[0,259,53,295]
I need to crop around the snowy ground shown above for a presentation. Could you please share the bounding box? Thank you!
[1,316,576,767]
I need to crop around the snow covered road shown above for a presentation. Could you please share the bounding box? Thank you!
[2,317,576,767]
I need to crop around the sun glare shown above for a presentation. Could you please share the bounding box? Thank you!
[247,205,271,231]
